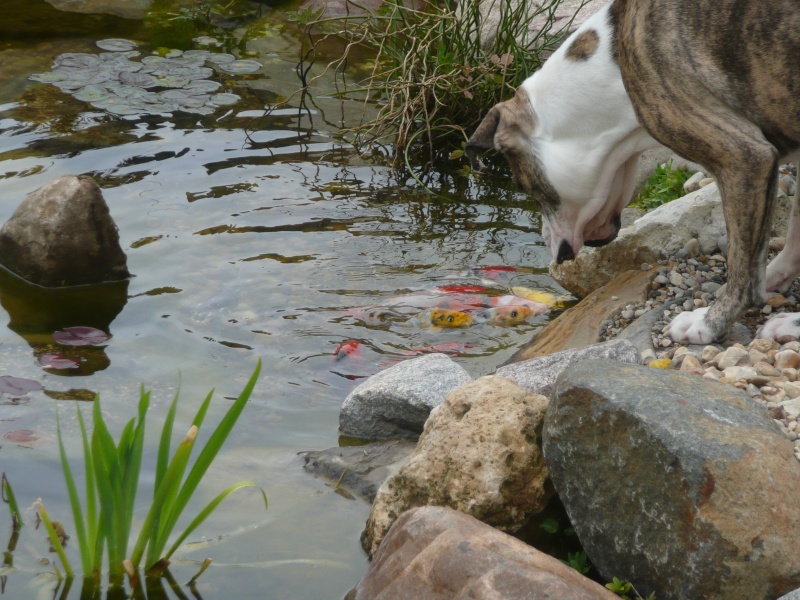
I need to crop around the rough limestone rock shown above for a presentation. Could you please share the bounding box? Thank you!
[779,590,800,600]
[300,440,416,502]
[364,376,551,557]
[348,506,619,600]
[507,269,656,363]
[339,353,472,440]
[497,338,640,398]
[551,183,724,298]
[544,360,800,600]
[0,175,129,287]
[45,0,152,19]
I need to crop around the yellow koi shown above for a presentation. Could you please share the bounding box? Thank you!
[482,305,533,326]
[510,286,565,308]
[430,308,474,328]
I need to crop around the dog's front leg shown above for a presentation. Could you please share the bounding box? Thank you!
[667,150,778,344]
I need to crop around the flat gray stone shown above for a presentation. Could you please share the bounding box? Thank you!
[495,338,640,398]
[300,440,416,502]
[339,353,472,440]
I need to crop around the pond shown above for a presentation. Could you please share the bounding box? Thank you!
[0,0,569,597]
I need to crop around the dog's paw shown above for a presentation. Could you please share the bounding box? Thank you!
[666,307,716,344]
[766,251,800,293]
[756,312,800,342]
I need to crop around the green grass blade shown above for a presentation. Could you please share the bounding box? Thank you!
[119,390,149,551]
[131,426,198,570]
[156,384,181,493]
[55,410,90,575]
[157,361,261,555]
[75,406,98,574]
[1,472,23,529]
[164,481,267,560]
[36,499,74,579]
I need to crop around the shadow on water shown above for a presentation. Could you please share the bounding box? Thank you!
[0,266,128,376]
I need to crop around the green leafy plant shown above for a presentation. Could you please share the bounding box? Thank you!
[563,550,590,575]
[631,162,692,211]
[2,472,23,530]
[295,0,588,169]
[606,577,632,598]
[38,360,267,589]
[540,517,559,534]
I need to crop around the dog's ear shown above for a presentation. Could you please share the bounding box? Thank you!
[466,91,535,172]
[465,104,502,172]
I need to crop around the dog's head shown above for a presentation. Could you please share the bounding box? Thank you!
[466,85,627,264]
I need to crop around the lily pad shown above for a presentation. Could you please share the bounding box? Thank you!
[99,50,140,61]
[164,49,183,58]
[206,53,236,65]
[193,36,221,47]
[182,106,215,115]
[0,376,43,396]
[52,326,110,346]
[158,89,192,101]
[73,85,109,102]
[219,60,262,74]
[183,50,211,59]
[141,55,168,65]
[38,354,80,370]
[55,53,101,69]
[96,38,138,52]
[3,430,40,445]
[154,75,190,88]
[184,79,221,94]
[120,71,157,87]
[29,71,67,83]
[209,92,241,106]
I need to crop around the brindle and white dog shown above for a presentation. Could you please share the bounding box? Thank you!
[466,0,800,344]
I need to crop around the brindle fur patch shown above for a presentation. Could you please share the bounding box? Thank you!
[565,29,600,61]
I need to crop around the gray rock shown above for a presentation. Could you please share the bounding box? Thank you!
[347,506,619,600]
[0,175,129,287]
[339,353,472,439]
[300,440,416,502]
[45,0,152,19]
[495,338,640,398]
[780,588,800,600]
[620,207,644,229]
[683,171,706,194]
[544,360,800,600]
[363,376,551,556]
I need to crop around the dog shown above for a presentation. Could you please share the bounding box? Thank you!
[466,0,800,344]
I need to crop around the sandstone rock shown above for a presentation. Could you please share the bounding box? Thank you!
[300,440,416,502]
[683,171,706,194]
[776,350,800,371]
[620,207,644,229]
[550,184,724,297]
[544,360,800,600]
[498,339,640,398]
[0,176,129,287]
[364,376,551,557]
[716,346,750,370]
[339,353,471,440]
[348,506,619,600]
[508,269,657,362]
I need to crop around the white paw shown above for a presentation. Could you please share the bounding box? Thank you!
[766,250,800,293]
[756,312,800,342]
[666,307,716,344]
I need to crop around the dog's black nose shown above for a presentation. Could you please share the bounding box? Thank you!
[556,240,575,264]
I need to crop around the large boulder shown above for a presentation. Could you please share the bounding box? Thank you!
[544,360,800,600]
[339,353,472,440]
[363,376,551,557]
[44,0,152,19]
[348,506,619,600]
[551,183,724,298]
[0,175,129,287]
[496,338,640,398]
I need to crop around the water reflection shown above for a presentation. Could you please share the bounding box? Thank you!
[0,266,127,375]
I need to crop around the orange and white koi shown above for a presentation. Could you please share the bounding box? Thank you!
[481,305,533,326]
[430,308,474,328]
[489,295,549,315]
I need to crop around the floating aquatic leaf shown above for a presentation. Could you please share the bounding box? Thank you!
[99,50,140,61]
[219,60,261,74]
[53,326,110,346]
[120,71,157,87]
[209,93,241,106]
[29,71,67,83]
[158,89,191,101]
[193,36,221,47]
[183,50,211,59]
[38,354,81,370]
[0,376,43,396]
[3,430,39,445]
[164,49,183,58]
[141,55,167,65]
[154,75,190,88]
[174,96,207,108]
[96,38,138,52]
[182,106,215,115]
[55,53,101,69]
[205,53,235,65]
[107,103,144,116]
[73,85,109,102]
[184,79,221,93]
[109,60,143,73]
[113,85,148,98]
[54,79,92,90]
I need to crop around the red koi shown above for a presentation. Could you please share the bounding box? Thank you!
[333,340,364,361]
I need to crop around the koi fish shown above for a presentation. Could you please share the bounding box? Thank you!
[489,295,549,315]
[510,286,564,308]
[437,284,493,295]
[430,308,474,328]
[333,340,364,361]
[481,305,533,326]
